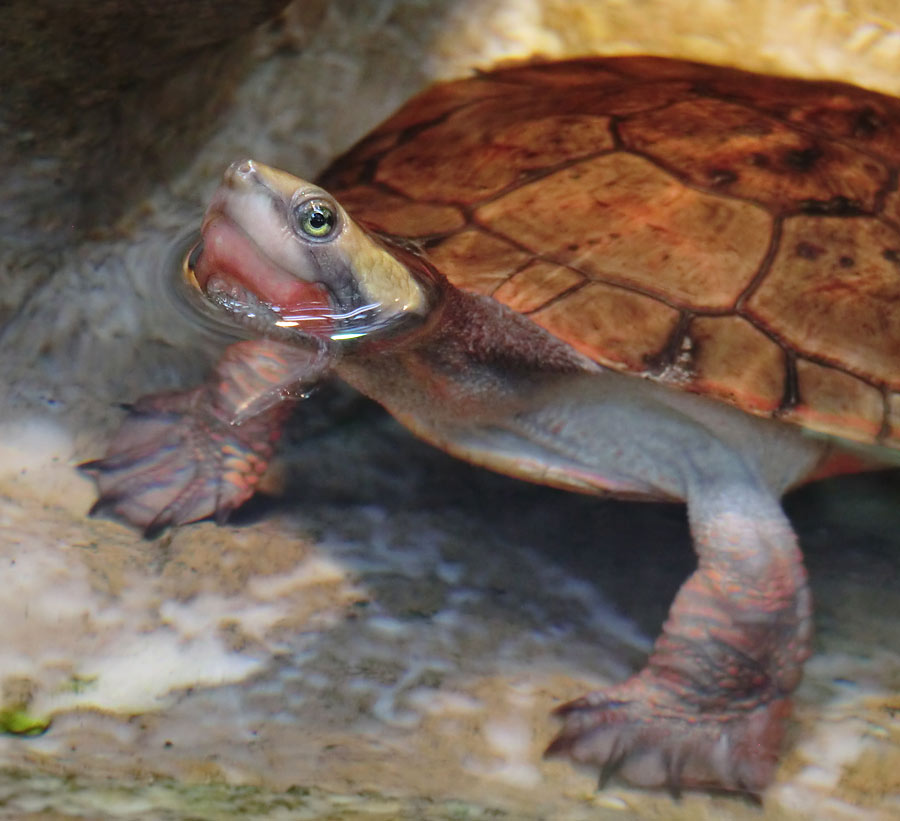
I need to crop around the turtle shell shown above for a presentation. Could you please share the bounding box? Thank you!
[318,56,900,450]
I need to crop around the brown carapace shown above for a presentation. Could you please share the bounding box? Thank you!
[322,56,900,450]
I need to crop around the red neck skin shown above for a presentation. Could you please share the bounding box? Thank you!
[341,276,594,408]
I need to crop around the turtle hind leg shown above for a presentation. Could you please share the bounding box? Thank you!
[546,476,812,796]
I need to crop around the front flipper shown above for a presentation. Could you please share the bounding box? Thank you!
[547,479,812,796]
[82,339,333,537]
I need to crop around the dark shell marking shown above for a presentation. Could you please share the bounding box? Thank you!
[319,56,900,450]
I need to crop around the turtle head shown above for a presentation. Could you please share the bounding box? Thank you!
[186,159,432,343]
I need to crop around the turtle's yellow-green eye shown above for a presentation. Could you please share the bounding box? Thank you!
[296,199,336,239]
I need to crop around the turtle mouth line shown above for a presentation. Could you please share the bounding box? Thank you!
[202,270,285,334]
[190,213,334,336]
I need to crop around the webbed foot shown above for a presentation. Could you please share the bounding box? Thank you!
[546,671,789,796]
[81,388,286,537]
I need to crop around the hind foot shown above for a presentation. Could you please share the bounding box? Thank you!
[546,670,791,796]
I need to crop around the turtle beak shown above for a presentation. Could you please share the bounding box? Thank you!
[182,159,336,335]
[215,159,301,206]
[182,158,429,343]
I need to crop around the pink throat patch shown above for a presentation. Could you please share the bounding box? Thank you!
[194,215,334,335]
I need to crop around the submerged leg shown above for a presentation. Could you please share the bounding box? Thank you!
[82,338,332,537]
[547,473,812,795]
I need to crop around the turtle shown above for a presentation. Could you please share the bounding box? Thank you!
[84,56,900,795]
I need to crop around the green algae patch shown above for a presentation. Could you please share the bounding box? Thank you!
[0,709,51,737]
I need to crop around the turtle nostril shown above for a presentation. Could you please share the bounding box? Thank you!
[225,159,257,187]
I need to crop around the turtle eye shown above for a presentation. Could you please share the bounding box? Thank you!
[295,199,336,239]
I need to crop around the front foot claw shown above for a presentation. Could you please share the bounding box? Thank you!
[545,674,789,796]
[81,388,283,537]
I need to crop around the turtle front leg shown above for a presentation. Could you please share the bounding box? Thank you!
[82,338,332,537]
[547,477,812,795]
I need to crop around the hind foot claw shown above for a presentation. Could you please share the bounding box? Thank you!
[545,672,789,796]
